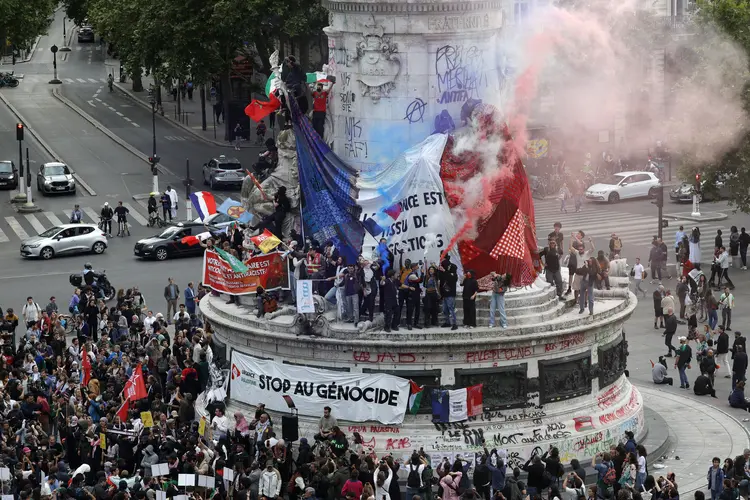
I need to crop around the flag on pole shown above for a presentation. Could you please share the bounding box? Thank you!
[430,384,483,422]
[408,380,424,415]
[245,93,281,123]
[214,247,249,273]
[217,198,254,224]
[123,364,148,401]
[181,231,212,246]
[244,171,269,201]
[265,74,281,96]
[81,348,91,387]
[189,191,217,221]
[250,229,282,254]
[116,399,129,422]
[306,72,330,84]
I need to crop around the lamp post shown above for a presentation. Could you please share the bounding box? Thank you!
[148,86,159,193]
[49,45,62,84]
[184,159,193,221]
[60,17,71,52]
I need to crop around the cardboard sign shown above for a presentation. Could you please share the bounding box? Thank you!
[140,411,154,428]
[99,433,107,450]
[198,417,206,436]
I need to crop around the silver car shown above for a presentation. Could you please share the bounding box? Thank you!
[37,162,76,195]
[202,155,244,189]
[20,224,108,260]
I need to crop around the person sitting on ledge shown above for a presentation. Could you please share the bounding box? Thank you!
[693,373,717,398]
[729,380,750,411]
[652,356,673,386]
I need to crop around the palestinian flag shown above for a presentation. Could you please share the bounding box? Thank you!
[215,247,249,273]
[408,380,424,414]
[306,72,330,83]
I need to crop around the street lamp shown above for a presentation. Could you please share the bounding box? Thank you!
[60,17,71,52]
[148,86,159,193]
[49,45,62,84]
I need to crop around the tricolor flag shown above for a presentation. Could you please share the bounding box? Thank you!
[190,191,217,221]
[306,72,330,84]
[250,229,282,254]
[181,231,212,246]
[408,380,424,415]
[265,74,281,96]
[431,384,483,423]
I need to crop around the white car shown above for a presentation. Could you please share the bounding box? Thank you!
[585,171,661,203]
[20,224,108,260]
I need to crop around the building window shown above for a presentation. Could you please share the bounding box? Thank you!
[514,1,529,22]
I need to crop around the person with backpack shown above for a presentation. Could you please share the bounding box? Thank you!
[407,453,429,500]
[592,451,617,499]
[473,455,492,500]
[561,472,586,500]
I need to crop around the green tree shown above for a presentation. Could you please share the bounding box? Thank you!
[0,0,57,51]
[675,0,750,211]
[63,0,88,26]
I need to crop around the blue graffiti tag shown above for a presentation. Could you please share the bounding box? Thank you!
[435,45,487,104]
[404,98,426,123]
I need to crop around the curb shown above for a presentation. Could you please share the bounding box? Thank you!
[0,89,97,196]
[664,212,728,222]
[18,36,41,64]
[50,87,176,180]
[112,81,233,148]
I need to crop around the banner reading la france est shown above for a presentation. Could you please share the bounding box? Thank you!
[202,249,290,295]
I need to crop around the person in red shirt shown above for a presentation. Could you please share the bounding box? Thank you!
[311,82,333,138]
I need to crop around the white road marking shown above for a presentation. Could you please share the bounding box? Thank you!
[0,226,9,243]
[123,117,132,122]
[5,217,29,240]
[87,100,95,107]
[65,78,74,84]
[43,212,63,226]
[76,78,86,83]
[24,214,46,234]
[131,122,140,127]
[88,78,97,83]
[94,98,102,102]
[82,207,100,224]
[123,203,147,225]
[100,78,107,83]
[115,111,124,116]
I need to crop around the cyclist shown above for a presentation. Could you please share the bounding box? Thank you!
[147,194,160,226]
[107,73,114,92]
[70,204,82,224]
[114,201,130,236]
[100,202,114,237]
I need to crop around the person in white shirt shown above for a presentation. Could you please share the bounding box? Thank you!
[143,311,157,334]
[561,472,585,500]
[631,257,647,297]
[374,463,394,500]
[211,407,229,440]
[717,246,735,289]
[166,185,178,219]
[21,297,41,328]
[259,462,282,498]
[719,286,735,331]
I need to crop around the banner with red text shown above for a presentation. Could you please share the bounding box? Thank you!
[202,249,289,295]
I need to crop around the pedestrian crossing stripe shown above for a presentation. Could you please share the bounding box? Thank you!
[43,211,63,226]
[5,217,28,240]
[123,203,147,226]
[24,214,45,234]
[82,207,100,224]
[18,76,108,84]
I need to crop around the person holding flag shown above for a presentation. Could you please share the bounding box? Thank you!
[248,187,291,238]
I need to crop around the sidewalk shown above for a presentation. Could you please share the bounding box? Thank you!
[637,385,750,494]
[106,60,253,149]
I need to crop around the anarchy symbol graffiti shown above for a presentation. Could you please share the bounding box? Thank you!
[404,97,426,123]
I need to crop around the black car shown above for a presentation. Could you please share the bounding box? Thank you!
[0,161,18,189]
[134,222,215,261]
[78,27,94,43]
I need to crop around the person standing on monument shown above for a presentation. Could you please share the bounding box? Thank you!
[311,81,333,138]
[489,272,510,329]
[402,262,423,331]
[439,256,459,331]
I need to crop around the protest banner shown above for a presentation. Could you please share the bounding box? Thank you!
[203,249,289,295]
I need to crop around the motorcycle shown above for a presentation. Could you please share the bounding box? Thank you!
[646,157,664,181]
[0,72,19,88]
[69,270,116,301]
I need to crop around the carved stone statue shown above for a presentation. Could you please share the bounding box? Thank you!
[241,128,301,238]
[354,23,400,102]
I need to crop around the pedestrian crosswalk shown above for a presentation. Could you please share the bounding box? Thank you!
[18,75,108,85]
[0,202,152,245]
[533,199,725,260]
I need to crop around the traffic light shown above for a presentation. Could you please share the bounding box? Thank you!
[652,184,663,207]
[16,123,23,141]
[695,173,702,194]
[148,156,160,176]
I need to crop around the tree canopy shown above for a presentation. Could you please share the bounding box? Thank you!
[0,0,57,50]
[676,0,750,211]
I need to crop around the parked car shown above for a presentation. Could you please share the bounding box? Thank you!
[0,161,18,189]
[202,155,244,189]
[134,222,215,261]
[585,171,661,203]
[669,178,730,203]
[78,27,94,43]
[20,224,107,260]
[37,162,76,195]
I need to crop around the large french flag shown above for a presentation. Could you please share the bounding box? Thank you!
[190,191,217,221]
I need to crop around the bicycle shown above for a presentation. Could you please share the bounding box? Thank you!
[147,211,166,228]
[117,219,130,237]
[98,217,113,237]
